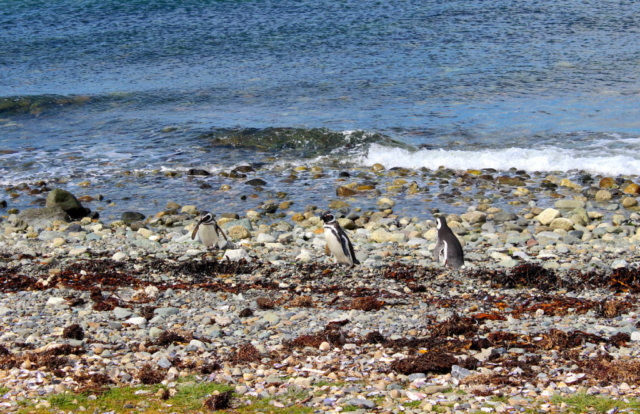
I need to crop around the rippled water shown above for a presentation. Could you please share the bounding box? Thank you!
[1,0,640,216]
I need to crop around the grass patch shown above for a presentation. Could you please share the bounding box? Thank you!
[551,393,640,413]
[14,381,233,414]
[403,400,422,408]
[13,380,316,414]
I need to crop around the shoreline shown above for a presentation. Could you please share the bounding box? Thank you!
[1,171,640,413]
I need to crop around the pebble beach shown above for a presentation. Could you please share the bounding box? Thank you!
[2,164,640,413]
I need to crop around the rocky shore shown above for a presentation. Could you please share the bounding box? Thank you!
[2,167,640,413]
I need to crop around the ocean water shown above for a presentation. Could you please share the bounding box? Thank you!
[2,0,640,217]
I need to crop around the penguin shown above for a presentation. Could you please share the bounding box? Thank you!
[433,216,464,269]
[191,211,228,249]
[321,211,360,266]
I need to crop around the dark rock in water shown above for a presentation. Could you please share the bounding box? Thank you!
[260,202,278,214]
[339,171,351,177]
[229,170,247,179]
[122,211,146,224]
[221,213,239,219]
[245,178,267,186]
[582,187,599,198]
[46,188,89,219]
[578,173,594,184]
[188,169,210,176]
[200,183,212,189]
[87,211,100,220]
[234,165,255,173]
[0,200,6,208]
[18,206,70,229]
[66,223,83,233]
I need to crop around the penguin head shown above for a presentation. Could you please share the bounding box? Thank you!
[199,211,215,224]
[436,216,447,230]
[321,211,336,224]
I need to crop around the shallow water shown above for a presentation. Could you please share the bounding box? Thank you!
[1,0,640,217]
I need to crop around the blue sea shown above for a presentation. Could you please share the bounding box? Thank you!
[2,0,640,217]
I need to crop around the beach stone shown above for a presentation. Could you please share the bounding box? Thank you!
[337,218,356,230]
[623,183,640,194]
[345,399,375,409]
[461,211,486,224]
[370,228,393,243]
[113,307,133,319]
[559,179,582,190]
[549,218,574,231]
[296,249,312,262]
[329,200,350,209]
[221,218,253,231]
[112,251,127,261]
[149,327,163,339]
[536,208,560,225]
[125,317,147,326]
[18,206,70,229]
[46,189,89,219]
[497,176,526,186]
[377,197,395,207]
[493,212,518,222]
[228,225,251,240]
[137,228,154,238]
[554,200,586,209]
[122,211,145,224]
[38,230,65,241]
[154,307,179,317]
[224,248,251,262]
[423,385,450,394]
[599,177,616,188]
[336,186,358,197]
[256,233,276,243]
[46,297,65,306]
[622,197,638,208]
[595,190,613,202]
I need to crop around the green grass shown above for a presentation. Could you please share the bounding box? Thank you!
[12,379,317,414]
[551,393,640,413]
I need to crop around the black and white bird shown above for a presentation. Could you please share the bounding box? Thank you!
[321,211,360,266]
[191,211,228,250]
[433,216,464,269]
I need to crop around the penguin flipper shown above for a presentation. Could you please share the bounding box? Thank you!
[433,239,444,263]
[338,230,358,266]
[191,224,200,240]
[215,222,228,241]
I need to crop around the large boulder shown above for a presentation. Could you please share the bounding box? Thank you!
[46,189,89,219]
[18,206,71,230]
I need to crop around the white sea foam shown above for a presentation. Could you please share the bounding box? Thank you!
[363,144,640,176]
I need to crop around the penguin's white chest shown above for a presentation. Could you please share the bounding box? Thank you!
[324,227,351,264]
[198,224,219,248]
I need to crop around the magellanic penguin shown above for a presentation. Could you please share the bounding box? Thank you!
[433,216,464,269]
[321,211,360,266]
[191,211,228,250]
